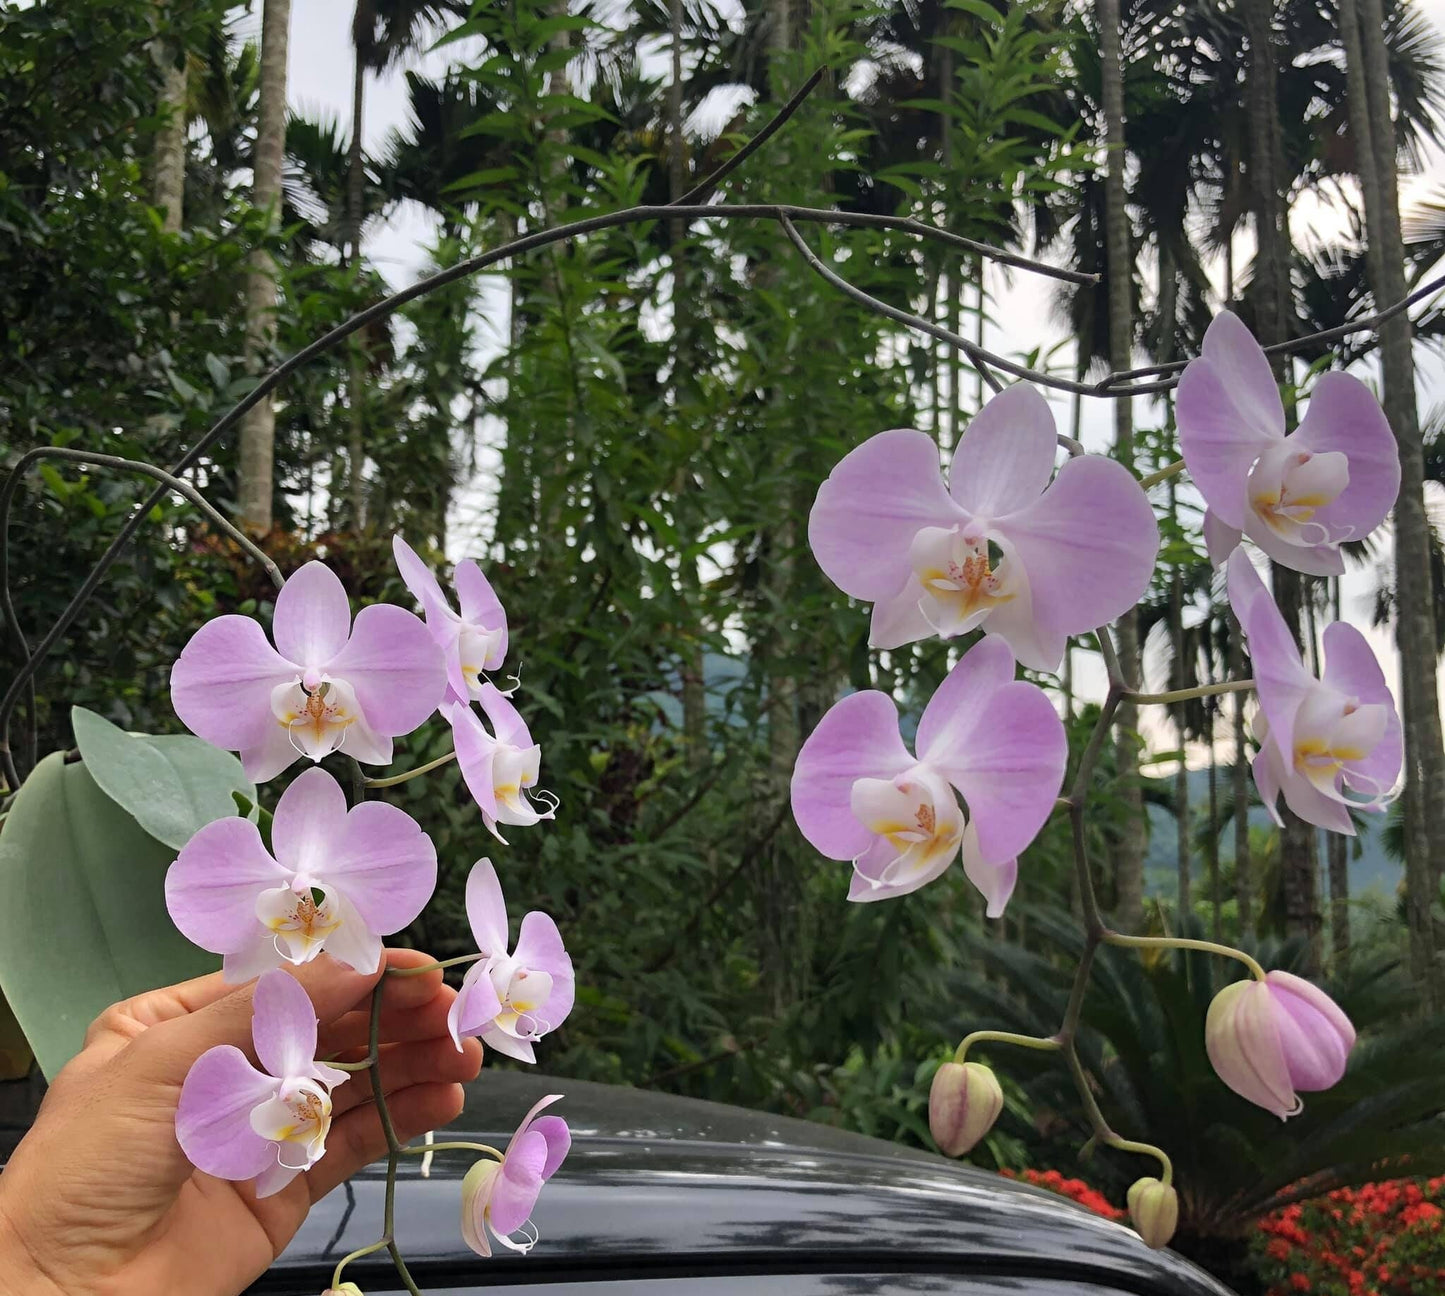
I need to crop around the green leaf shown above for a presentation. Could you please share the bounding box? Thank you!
[0,752,219,1078]
[72,707,254,851]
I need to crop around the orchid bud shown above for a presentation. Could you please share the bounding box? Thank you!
[321,1286,364,1296]
[928,1061,1003,1157]
[1205,971,1355,1119]
[1126,1177,1178,1250]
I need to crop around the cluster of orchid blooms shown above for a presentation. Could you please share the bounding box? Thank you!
[155,307,1401,1272]
[791,310,1399,1248]
[165,537,573,1283]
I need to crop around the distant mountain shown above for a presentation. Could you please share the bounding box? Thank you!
[1142,767,1400,902]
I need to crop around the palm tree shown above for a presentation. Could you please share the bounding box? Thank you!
[237,0,290,538]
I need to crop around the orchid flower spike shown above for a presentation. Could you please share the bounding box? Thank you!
[1177,310,1399,575]
[447,685,556,842]
[176,970,350,1197]
[461,1095,571,1257]
[448,859,574,1063]
[1206,970,1355,1119]
[1228,549,1401,834]
[167,767,437,981]
[807,384,1158,671]
[790,636,1066,913]
[393,535,508,703]
[171,560,447,782]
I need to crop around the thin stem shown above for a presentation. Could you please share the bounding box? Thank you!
[954,1030,1061,1064]
[386,951,487,977]
[1103,930,1268,982]
[331,1237,390,1291]
[368,967,424,1296]
[1062,1038,1173,1185]
[398,1140,504,1159]
[326,1057,375,1072]
[1094,625,1126,689]
[346,756,367,808]
[364,749,457,788]
[1124,679,1254,706]
[1139,459,1185,489]
[778,213,1006,394]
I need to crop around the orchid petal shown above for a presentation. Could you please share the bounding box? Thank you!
[960,822,1017,918]
[171,616,297,752]
[325,800,437,934]
[513,910,573,1023]
[314,888,385,975]
[461,1161,499,1257]
[479,682,532,749]
[1268,971,1354,1090]
[480,1023,536,1064]
[1227,549,1312,756]
[1296,372,1400,541]
[253,1161,301,1199]
[1252,741,1287,828]
[465,858,511,956]
[868,579,938,650]
[450,705,501,832]
[175,1045,279,1180]
[1241,511,1346,577]
[1321,622,1403,797]
[392,535,450,618]
[1206,979,1297,1119]
[272,562,352,667]
[326,604,446,736]
[455,560,509,669]
[1203,511,1243,567]
[1277,763,1356,834]
[449,961,505,1049]
[270,767,349,878]
[224,934,285,984]
[929,680,1067,864]
[337,708,393,767]
[251,969,320,1081]
[166,817,290,959]
[489,1128,548,1236]
[809,429,964,602]
[947,385,1059,516]
[915,636,1017,764]
[790,691,914,860]
[996,455,1159,658]
[528,1114,571,1180]
[1177,311,1284,530]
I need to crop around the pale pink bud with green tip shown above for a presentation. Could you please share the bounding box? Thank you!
[928,1061,1003,1157]
[1127,1177,1179,1249]
[1205,970,1355,1118]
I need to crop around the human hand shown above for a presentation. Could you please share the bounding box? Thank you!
[0,949,484,1296]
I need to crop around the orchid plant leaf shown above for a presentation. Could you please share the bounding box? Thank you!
[0,751,218,1078]
[71,705,254,851]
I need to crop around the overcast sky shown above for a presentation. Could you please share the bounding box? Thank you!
[260,0,1445,753]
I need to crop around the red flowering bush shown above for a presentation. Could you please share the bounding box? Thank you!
[1253,1177,1445,1296]
[1000,1167,1126,1221]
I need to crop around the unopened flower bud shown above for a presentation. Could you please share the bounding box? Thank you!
[322,1285,364,1296]
[928,1061,1003,1157]
[1126,1177,1178,1250]
[1205,971,1354,1119]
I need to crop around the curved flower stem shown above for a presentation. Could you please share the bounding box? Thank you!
[387,951,487,978]
[1064,1045,1173,1186]
[326,1057,375,1072]
[364,749,458,788]
[1124,679,1254,706]
[330,1237,390,1291]
[1103,931,1268,982]
[1138,459,1185,490]
[954,1030,1060,1064]
[398,1140,504,1160]
[1093,626,1126,691]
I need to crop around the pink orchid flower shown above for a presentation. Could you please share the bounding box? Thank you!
[790,636,1066,913]
[448,859,573,1064]
[807,384,1158,672]
[171,560,447,783]
[175,970,350,1197]
[393,535,508,703]
[1177,310,1399,575]
[461,1094,571,1257]
[446,685,557,842]
[1227,549,1401,835]
[1205,970,1355,1119]
[166,767,437,981]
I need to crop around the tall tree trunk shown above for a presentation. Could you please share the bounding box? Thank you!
[1097,0,1145,932]
[669,0,707,771]
[1245,0,1322,970]
[345,0,375,532]
[1340,0,1442,1004]
[152,29,187,233]
[1231,626,1254,940]
[236,0,290,537]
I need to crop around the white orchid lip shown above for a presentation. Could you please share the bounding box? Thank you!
[849,767,966,893]
[271,676,360,761]
[1247,444,1348,548]
[256,882,343,963]
[249,1079,334,1170]
[910,526,1018,638]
